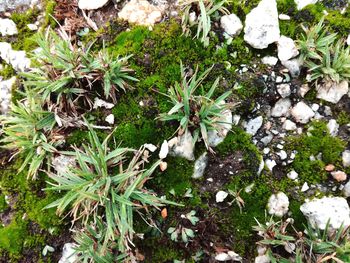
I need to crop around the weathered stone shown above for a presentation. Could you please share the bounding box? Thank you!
[192,152,208,179]
[294,0,318,10]
[267,192,289,217]
[0,18,18,36]
[271,98,291,117]
[244,116,263,136]
[277,36,299,61]
[220,14,243,37]
[317,80,348,104]
[291,101,315,124]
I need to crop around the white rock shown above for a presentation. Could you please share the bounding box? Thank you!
[298,84,310,97]
[283,119,297,131]
[342,150,350,168]
[281,59,301,77]
[291,101,315,124]
[301,182,309,192]
[258,158,265,175]
[78,0,109,9]
[277,150,287,160]
[294,0,318,10]
[277,83,291,98]
[105,114,114,124]
[0,76,16,114]
[118,0,162,26]
[168,131,195,161]
[317,80,348,104]
[244,0,280,49]
[255,255,270,263]
[208,106,232,147]
[144,143,157,152]
[215,251,242,261]
[277,36,299,61]
[265,159,276,171]
[159,140,169,159]
[233,114,241,125]
[311,103,319,112]
[0,42,31,72]
[27,23,38,31]
[260,134,273,146]
[216,191,228,203]
[93,98,114,109]
[347,34,350,45]
[58,243,78,263]
[193,152,208,179]
[279,14,290,20]
[275,76,283,83]
[287,170,298,180]
[343,181,350,197]
[244,116,263,136]
[300,197,350,230]
[267,192,289,217]
[220,14,243,37]
[0,18,18,36]
[327,119,339,137]
[271,98,291,117]
[331,171,347,182]
[261,56,278,66]
[52,155,76,175]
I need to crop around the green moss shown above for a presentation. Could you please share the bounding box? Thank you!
[337,111,350,126]
[0,63,16,79]
[0,219,27,254]
[287,121,346,184]
[0,194,8,212]
[43,0,57,28]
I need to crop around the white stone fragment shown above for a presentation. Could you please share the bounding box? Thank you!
[343,181,350,197]
[347,34,350,45]
[300,197,350,230]
[301,182,309,192]
[244,116,263,136]
[78,0,109,10]
[277,150,287,160]
[317,80,348,104]
[291,101,315,124]
[255,255,270,263]
[208,106,232,147]
[277,83,291,98]
[0,76,16,114]
[0,18,18,36]
[342,150,350,168]
[144,143,157,152]
[265,159,276,171]
[279,14,290,20]
[220,14,243,37]
[281,58,301,77]
[287,170,298,180]
[216,191,228,203]
[192,152,208,179]
[271,98,291,117]
[283,119,297,131]
[52,155,76,175]
[58,243,78,263]
[27,23,38,31]
[327,119,339,137]
[0,42,31,72]
[105,114,114,124]
[277,36,299,61]
[261,56,278,66]
[93,98,114,109]
[159,140,169,159]
[168,132,195,161]
[294,0,318,10]
[267,192,289,217]
[244,0,280,49]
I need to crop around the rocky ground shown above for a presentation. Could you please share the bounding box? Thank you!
[0,0,350,262]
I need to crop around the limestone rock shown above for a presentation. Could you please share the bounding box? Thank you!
[244,0,280,49]
[277,83,291,98]
[281,58,301,77]
[159,140,169,159]
[291,101,315,124]
[317,80,348,104]
[0,0,34,12]
[0,18,18,36]
[118,0,162,26]
[327,119,339,137]
[271,98,291,117]
[244,116,263,136]
[216,191,228,203]
[261,56,278,66]
[58,243,78,263]
[0,77,16,115]
[0,42,31,72]
[220,14,243,37]
[267,192,289,217]
[208,107,232,147]
[283,119,297,131]
[168,132,195,161]
[300,197,350,230]
[331,171,347,182]
[277,36,299,61]
[78,0,109,9]
[343,181,350,197]
[52,155,76,175]
[342,150,350,168]
[192,152,208,179]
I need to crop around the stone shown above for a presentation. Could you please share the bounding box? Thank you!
[78,0,109,9]
[325,164,335,172]
[277,150,287,160]
[317,80,349,104]
[255,255,270,263]
[311,103,319,112]
[343,181,350,197]
[294,0,318,10]
[208,106,232,147]
[144,143,157,152]
[244,0,280,49]
[347,34,350,45]
[0,77,16,114]
[118,0,162,26]
[279,14,290,20]
[301,182,309,192]
[58,243,78,263]
[283,119,297,131]
[0,42,31,72]
[0,0,33,12]
[168,132,195,161]
[298,84,310,97]
[52,155,76,175]
[281,59,301,77]
[342,150,350,167]
[244,116,263,136]
[159,140,168,159]
[267,192,289,217]
[192,152,208,179]
[215,251,242,261]
[287,170,298,180]
[93,98,114,109]
[220,14,243,37]
[300,197,350,230]
[265,159,276,171]
[277,83,291,98]
[159,161,167,171]
[277,36,299,61]
[216,191,228,203]
[331,171,347,182]
[105,114,114,124]
[261,56,278,66]
[291,101,315,124]
[327,119,339,137]
[0,18,18,36]
[260,134,273,146]
[271,98,291,117]
[27,23,38,31]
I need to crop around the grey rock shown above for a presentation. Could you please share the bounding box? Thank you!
[0,42,31,72]
[208,107,232,147]
[244,116,263,136]
[342,150,350,168]
[327,119,339,137]
[343,181,350,197]
[192,152,208,179]
[277,36,299,61]
[261,56,278,66]
[168,132,195,161]
[0,18,18,36]
[277,83,291,98]
[0,77,16,115]
[271,98,291,117]
[291,101,315,124]
[220,14,243,37]
[78,0,109,9]
[283,119,297,131]
[281,58,301,77]
[0,0,32,12]
[317,80,348,104]
[260,134,273,146]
